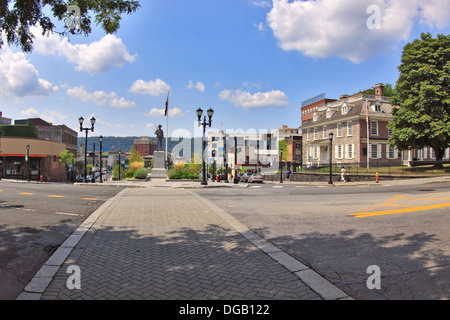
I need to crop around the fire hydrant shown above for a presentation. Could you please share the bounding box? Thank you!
[376,172,379,183]
[40,175,43,183]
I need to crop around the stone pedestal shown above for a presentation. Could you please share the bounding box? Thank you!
[150,151,167,179]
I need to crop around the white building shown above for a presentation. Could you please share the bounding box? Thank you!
[207,129,282,177]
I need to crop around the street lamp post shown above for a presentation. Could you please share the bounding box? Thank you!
[328,132,334,185]
[279,148,283,183]
[99,136,103,183]
[197,107,214,186]
[118,150,121,181]
[26,145,30,182]
[79,116,96,183]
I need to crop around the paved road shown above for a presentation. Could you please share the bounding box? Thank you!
[193,181,450,299]
[0,181,124,300]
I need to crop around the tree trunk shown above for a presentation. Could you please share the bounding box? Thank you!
[433,147,445,169]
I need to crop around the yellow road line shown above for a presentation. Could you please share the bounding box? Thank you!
[48,195,65,198]
[350,202,450,218]
[20,193,35,195]
[347,195,403,214]
[83,198,99,201]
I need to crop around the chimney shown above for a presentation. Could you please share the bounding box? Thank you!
[375,83,384,98]
[340,94,349,101]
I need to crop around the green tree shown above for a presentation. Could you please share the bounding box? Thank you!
[0,0,141,53]
[59,149,74,169]
[128,149,144,163]
[279,140,290,161]
[388,33,450,169]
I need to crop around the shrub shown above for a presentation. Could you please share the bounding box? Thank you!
[125,170,135,178]
[134,168,149,179]
[130,161,144,171]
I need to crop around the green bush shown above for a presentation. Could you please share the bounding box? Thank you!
[125,170,135,178]
[168,168,199,180]
[134,168,149,179]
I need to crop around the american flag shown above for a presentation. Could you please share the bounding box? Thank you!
[366,101,370,122]
[164,93,169,116]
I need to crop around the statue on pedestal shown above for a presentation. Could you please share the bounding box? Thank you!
[155,125,164,150]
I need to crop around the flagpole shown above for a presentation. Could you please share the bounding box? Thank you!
[165,92,169,167]
[366,99,370,170]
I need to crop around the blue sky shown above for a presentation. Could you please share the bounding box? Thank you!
[0,0,449,138]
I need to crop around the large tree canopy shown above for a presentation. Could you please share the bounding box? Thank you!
[0,0,141,52]
[388,32,450,168]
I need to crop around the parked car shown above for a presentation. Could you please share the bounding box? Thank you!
[75,175,84,182]
[240,173,252,182]
[248,174,264,183]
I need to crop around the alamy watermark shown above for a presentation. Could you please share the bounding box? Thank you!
[366,265,381,290]
[66,5,81,30]
[367,5,381,30]
[66,265,81,290]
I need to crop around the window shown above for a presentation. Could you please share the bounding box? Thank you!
[387,145,397,159]
[323,126,327,139]
[307,129,311,141]
[388,128,393,136]
[314,146,318,159]
[337,123,342,137]
[370,144,381,159]
[347,122,352,136]
[326,109,332,118]
[347,144,354,159]
[314,128,318,140]
[336,145,343,159]
[375,103,382,112]
[342,104,347,114]
[370,121,378,136]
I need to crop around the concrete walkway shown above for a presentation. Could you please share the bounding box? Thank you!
[16,175,449,300]
[16,181,352,300]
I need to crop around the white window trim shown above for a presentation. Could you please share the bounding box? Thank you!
[337,123,342,137]
[370,121,378,136]
[347,121,353,136]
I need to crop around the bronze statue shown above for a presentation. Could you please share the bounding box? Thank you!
[155,125,164,150]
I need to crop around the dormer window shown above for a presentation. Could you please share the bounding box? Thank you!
[341,104,348,115]
[313,112,319,122]
[374,102,382,112]
[326,109,332,118]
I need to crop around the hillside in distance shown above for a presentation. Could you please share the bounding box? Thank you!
[77,136,201,155]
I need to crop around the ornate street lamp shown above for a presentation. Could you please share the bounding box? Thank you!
[197,107,214,185]
[79,116,96,182]
[328,132,334,185]
[26,144,30,182]
[99,135,103,183]
[279,148,283,183]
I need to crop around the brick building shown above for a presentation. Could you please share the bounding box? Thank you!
[14,118,78,156]
[133,136,157,157]
[301,83,401,167]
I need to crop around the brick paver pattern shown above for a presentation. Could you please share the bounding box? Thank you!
[41,188,320,300]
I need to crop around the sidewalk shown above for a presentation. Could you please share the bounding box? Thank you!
[17,184,350,300]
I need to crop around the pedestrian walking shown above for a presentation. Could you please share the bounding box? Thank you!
[340,166,347,183]
[286,170,291,182]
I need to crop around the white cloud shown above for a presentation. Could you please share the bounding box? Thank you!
[219,89,289,109]
[253,22,266,32]
[41,110,68,123]
[67,86,135,109]
[267,0,450,63]
[144,107,185,117]
[129,79,170,96]
[171,128,192,138]
[249,0,272,8]
[21,108,40,118]
[33,28,137,74]
[187,80,205,93]
[0,50,57,98]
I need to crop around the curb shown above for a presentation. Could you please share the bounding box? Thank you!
[16,189,128,300]
[187,191,353,300]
